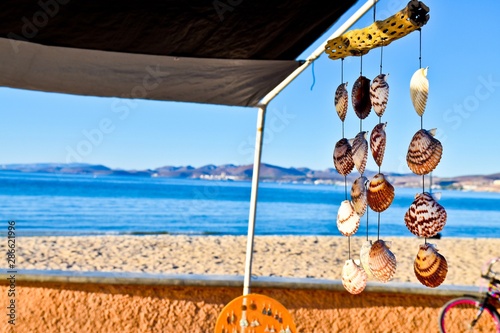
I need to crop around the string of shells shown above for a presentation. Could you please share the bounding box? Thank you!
[333,66,398,294]
[406,67,448,288]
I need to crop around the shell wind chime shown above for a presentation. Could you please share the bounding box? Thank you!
[404,31,448,288]
[327,0,430,295]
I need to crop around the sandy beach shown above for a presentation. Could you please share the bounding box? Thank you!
[5,235,499,286]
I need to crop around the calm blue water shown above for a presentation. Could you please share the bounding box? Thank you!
[0,171,499,238]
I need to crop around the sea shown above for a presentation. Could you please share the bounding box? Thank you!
[0,171,499,238]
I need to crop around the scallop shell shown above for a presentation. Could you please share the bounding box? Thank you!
[333,138,354,176]
[406,128,443,175]
[367,173,395,212]
[351,176,368,217]
[359,240,373,278]
[334,82,348,122]
[414,243,448,288]
[336,200,360,237]
[351,131,368,175]
[369,239,397,283]
[410,67,429,116]
[404,192,447,238]
[370,74,389,117]
[370,122,387,167]
[351,75,371,120]
[341,259,368,295]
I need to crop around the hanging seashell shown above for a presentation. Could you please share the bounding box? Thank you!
[351,131,368,175]
[334,82,349,122]
[333,138,354,176]
[367,173,395,212]
[406,128,443,175]
[359,240,373,278]
[351,176,368,217]
[352,75,372,120]
[341,259,368,295]
[404,192,447,238]
[370,74,389,117]
[410,67,429,116]
[370,122,387,167]
[337,200,360,236]
[414,243,448,288]
[369,239,397,283]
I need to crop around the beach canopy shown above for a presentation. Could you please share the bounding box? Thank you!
[0,0,356,107]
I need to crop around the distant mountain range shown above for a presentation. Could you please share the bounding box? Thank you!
[1,163,500,192]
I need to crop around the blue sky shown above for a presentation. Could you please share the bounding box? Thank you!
[1,0,500,177]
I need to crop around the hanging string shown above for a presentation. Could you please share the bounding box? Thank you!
[422,175,425,194]
[379,41,384,75]
[366,208,369,241]
[310,61,316,90]
[360,56,363,76]
[418,29,422,68]
[360,118,363,132]
[344,176,348,200]
[377,212,381,240]
[429,172,433,193]
[373,0,376,22]
[341,58,344,83]
[348,236,351,259]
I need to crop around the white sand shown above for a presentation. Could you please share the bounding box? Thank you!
[4,235,499,286]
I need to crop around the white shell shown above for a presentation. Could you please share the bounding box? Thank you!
[370,74,389,117]
[410,67,429,116]
[336,200,360,237]
[341,259,368,295]
[351,131,368,175]
[369,239,397,283]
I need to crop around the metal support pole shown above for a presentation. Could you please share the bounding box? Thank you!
[243,105,266,296]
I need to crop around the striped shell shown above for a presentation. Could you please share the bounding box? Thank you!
[370,122,387,167]
[404,192,447,238]
[370,74,389,117]
[369,239,397,283]
[367,173,395,213]
[352,75,371,120]
[351,131,368,175]
[360,240,373,278]
[333,138,354,176]
[414,243,448,288]
[342,259,368,295]
[336,200,360,236]
[406,128,443,175]
[334,82,349,122]
[351,176,368,217]
[410,67,429,116]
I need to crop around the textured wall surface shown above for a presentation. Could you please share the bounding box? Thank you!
[0,281,454,333]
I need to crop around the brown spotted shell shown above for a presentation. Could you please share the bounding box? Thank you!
[410,67,429,116]
[367,173,395,213]
[370,74,389,117]
[406,128,443,175]
[335,82,348,122]
[336,200,360,237]
[352,75,371,120]
[370,122,387,167]
[414,243,448,288]
[360,240,373,278]
[351,176,368,217]
[369,239,397,283]
[351,131,368,175]
[341,259,368,295]
[404,192,447,238]
[333,138,354,176]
